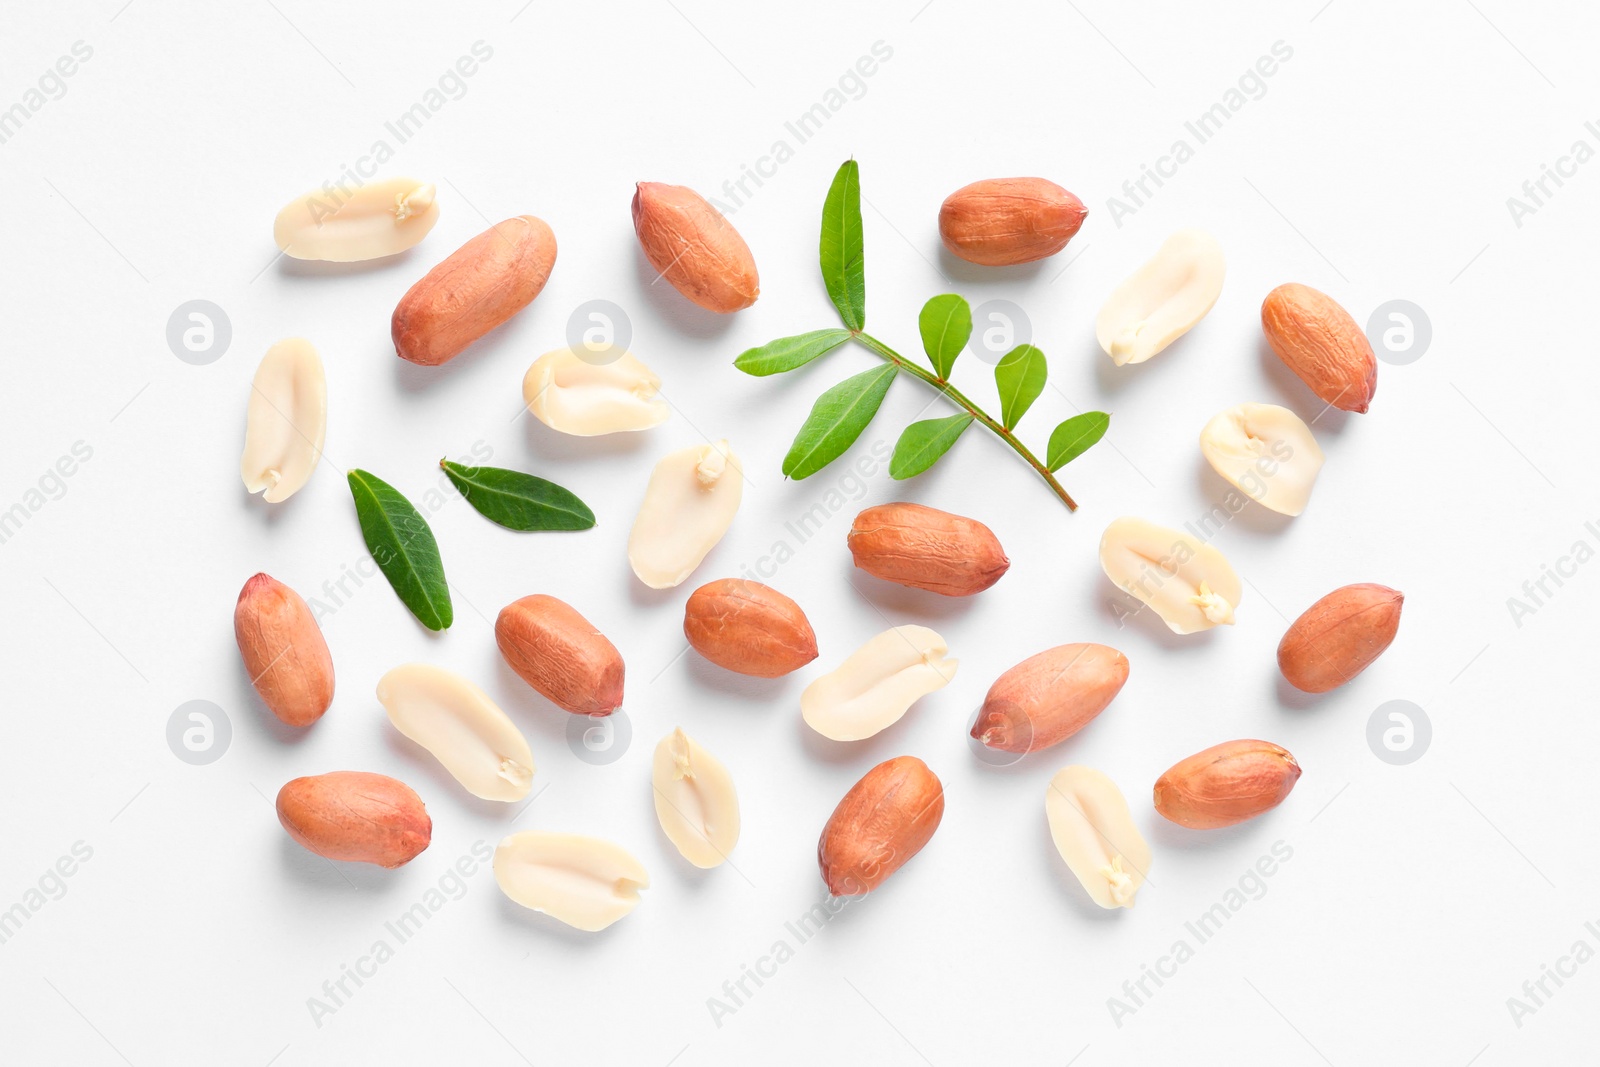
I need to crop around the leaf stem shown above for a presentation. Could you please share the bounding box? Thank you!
[854,331,1078,511]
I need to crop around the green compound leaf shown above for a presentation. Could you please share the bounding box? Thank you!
[734,329,852,376]
[347,469,452,631]
[440,460,596,532]
[782,363,897,479]
[1046,412,1111,471]
[820,160,866,331]
[994,344,1047,430]
[889,413,974,479]
[918,294,972,380]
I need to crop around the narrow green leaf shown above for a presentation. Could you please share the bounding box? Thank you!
[994,344,1048,430]
[347,470,452,630]
[782,364,897,479]
[1046,412,1111,471]
[889,414,974,479]
[734,329,852,377]
[820,160,866,331]
[918,294,971,380]
[440,460,595,532]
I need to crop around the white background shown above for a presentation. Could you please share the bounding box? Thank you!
[3,0,1596,1063]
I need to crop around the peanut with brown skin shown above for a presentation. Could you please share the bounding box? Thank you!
[495,594,624,716]
[1154,740,1301,829]
[234,572,334,728]
[276,771,431,868]
[392,215,557,366]
[632,182,758,313]
[1277,583,1403,693]
[817,756,944,896]
[1260,283,1377,412]
[848,502,1009,596]
[683,579,818,678]
[971,643,1129,754]
[938,177,1087,266]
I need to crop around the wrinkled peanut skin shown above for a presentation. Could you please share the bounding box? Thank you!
[818,756,944,896]
[683,579,818,678]
[234,573,334,728]
[632,183,758,313]
[496,594,625,716]
[392,215,557,366]
[1154,740,1301,829]
[1278,583,1403,693]
[848,502,1009,596]
[1260,283,1377,413]
[971,643,1129,754]
[277,771,431,868]
[938,177,1087,266]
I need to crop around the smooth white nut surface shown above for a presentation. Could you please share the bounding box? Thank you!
[651,728,740,868]
[493,831,648,931]
[1096,229,1225,366]
[376,663,535,802]
[801,626,958,741]
[1045,766,1151,909]
[273,178,438,262]
[628,440,743,588]
[522,348,669,436]
[241,338,326,504]
[1199,403,1324,516]
[1098,516,1242,634]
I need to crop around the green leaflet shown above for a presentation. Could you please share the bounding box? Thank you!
[782,363,897,479]
[995,344,1047,430]
[820,160,866,331]
[440,460,595,532]
[890,414,974,479]
[734,329,852,376]
[1046,412,1111,471]
[347,469,452,631]
[918,294,971,380]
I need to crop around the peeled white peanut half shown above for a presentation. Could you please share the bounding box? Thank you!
[1045,766,1151,909]
[273,177,438,262]
[1098,516,1242,634]
[801,626,958,741]
[628,440,743,588]
[1095,229,1225,366]
[1199,403,1325,517]
[376,663,535,802]
[652,728,740,868]
[522,348,669,436]
[494,831,649,932]
[241,338,326,503]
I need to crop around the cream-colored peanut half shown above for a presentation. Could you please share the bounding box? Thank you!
[493,832,649,932]
[522,348,669,436]
[1098,516,1242,634]
[241,338,326,503]
[376,663,534,802]
[1045,766,1151,909]
[1199,403,1324,517]
[273,178,438,262]
[652,728,740,868]
[801,626,957,741]
[628,441,743,588]
[1096,229,1225,366]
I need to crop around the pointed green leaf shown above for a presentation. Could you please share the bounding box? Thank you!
[347,469,452,630]
[1046,412,1111,471]
[734,329,853,377]
[440,460,595,532]
[889,414,974,479]
[782,364,897,479]
[994,344,1047,430]
[918,294,971,380]
[820,160,866,330]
